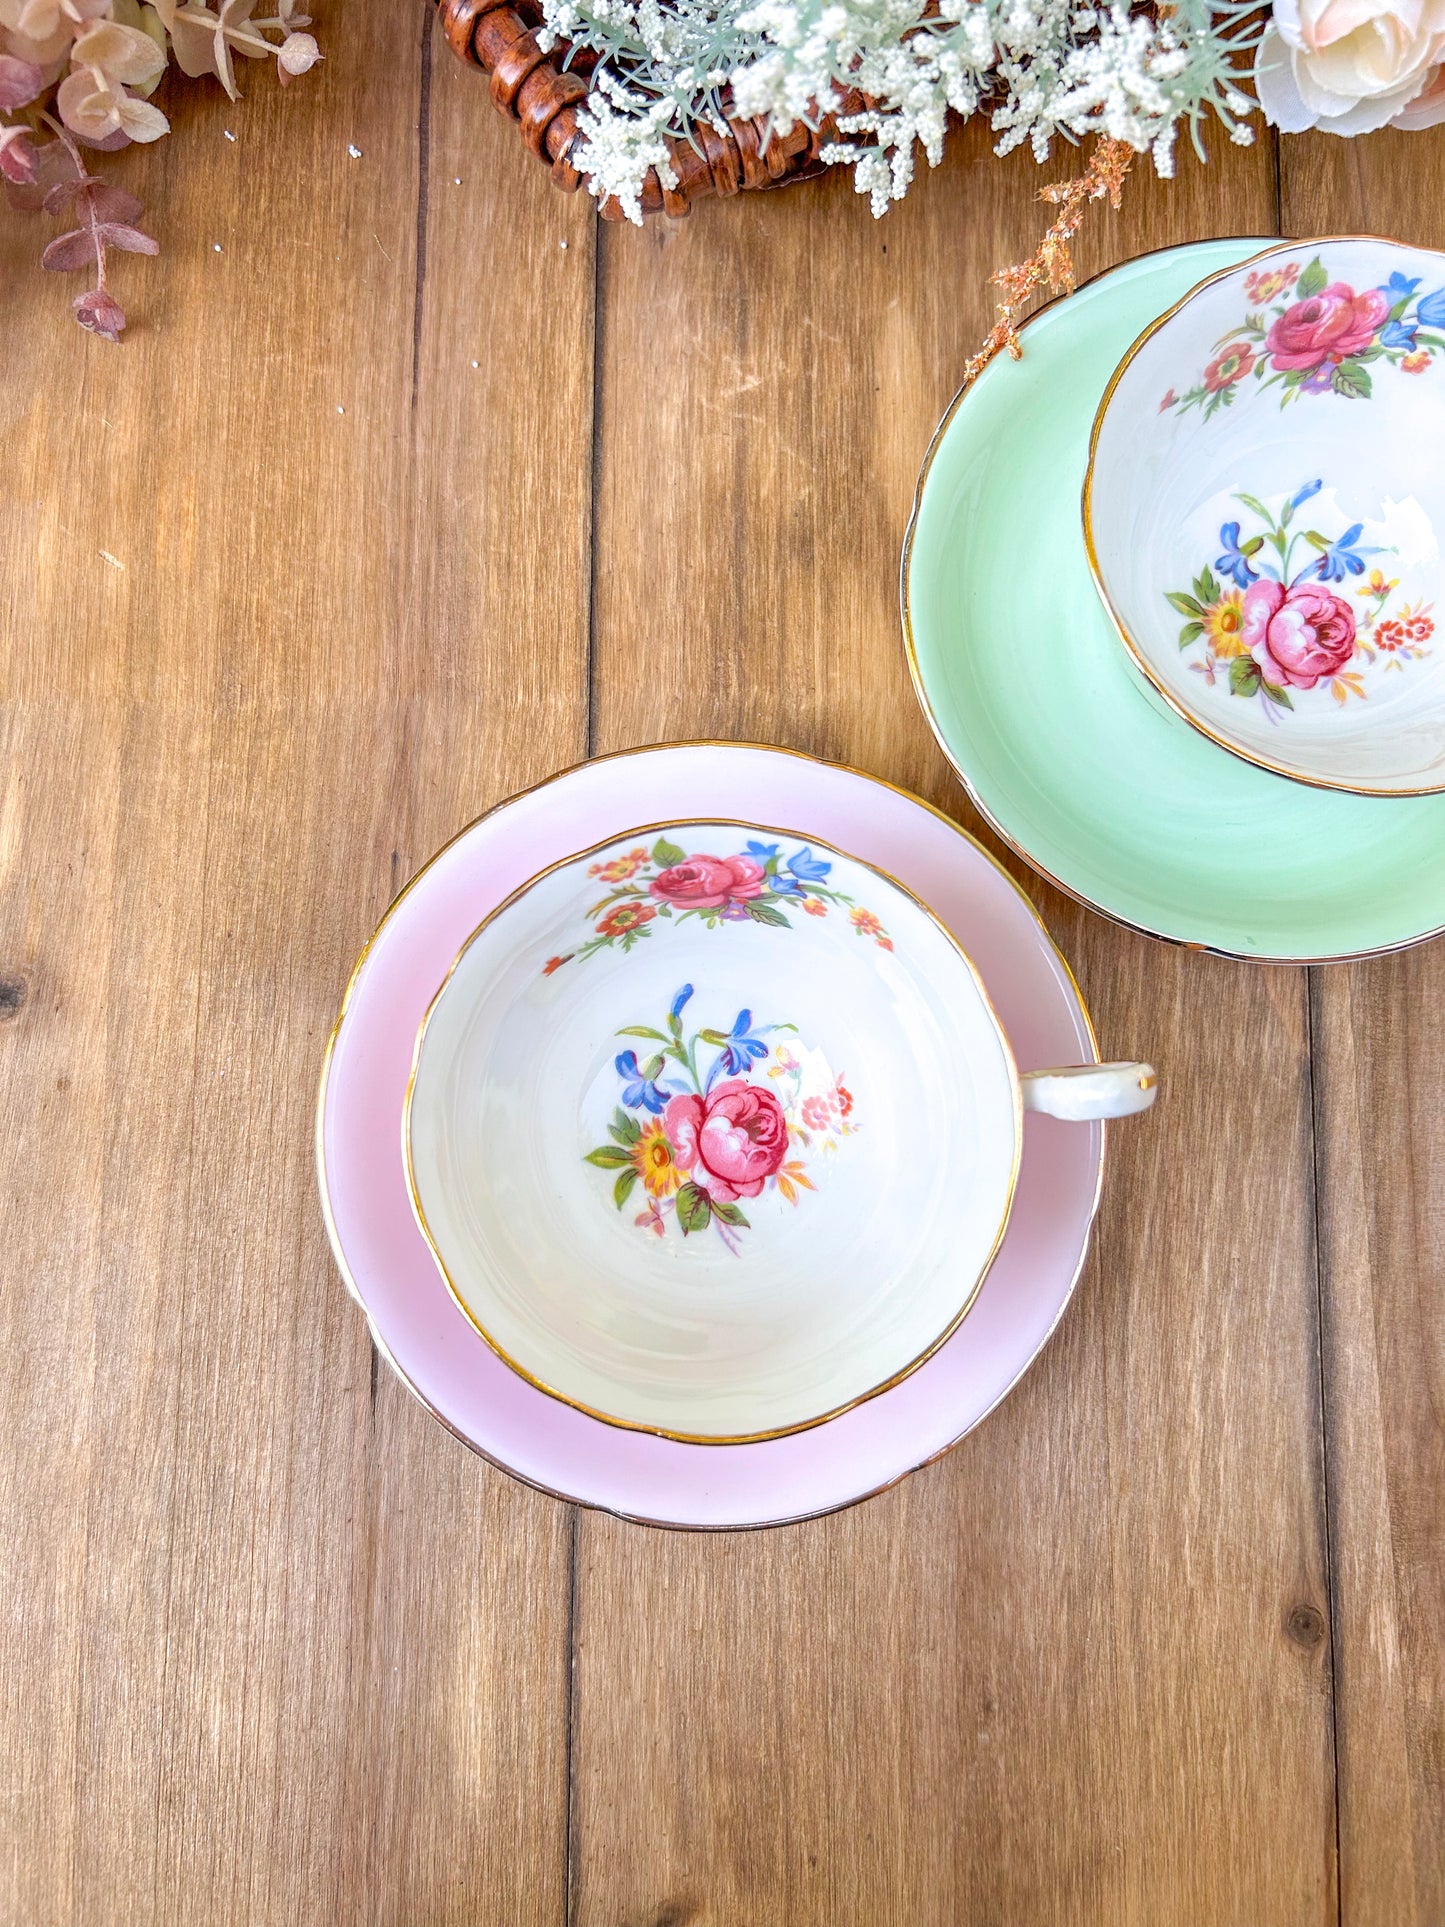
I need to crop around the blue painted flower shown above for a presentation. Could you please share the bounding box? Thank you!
[1381,271,1421,303]
[1307,523,1379,583]
[670,983,694,1021]
[1301,364,1336,395]
[615,1049,671,1113]
[1417,288,1445,328]
[1382,318,1419,351]
[744,840,780,860]
[1289,479,1323,511]
[784,846,831,885]
[1215,520,1258,588]
[768,872,805,896]
[710,1009,770,1084]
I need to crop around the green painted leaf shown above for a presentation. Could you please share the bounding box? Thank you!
[613,1168,638,1210]
[1235,493,1273,522]
[585,1144,632,1169]
[652,837,685,867]
[1332,361,1371,399]
[1304,530,1330,549]
[675,1181,711,1235]
[1241,535,1266,556]
[1261,679,1295,709]
[1228,658,1262,699]
[1166,591,1204,617]
[698,1028,729,1045]
[641,1053,665,1078]
[612,1107,641,1143]
[615,1024,669,1042]
[711,1199,750,1228]
[1178,621,1204,648]
[744,900,791,927]
[1297,256,1327,299]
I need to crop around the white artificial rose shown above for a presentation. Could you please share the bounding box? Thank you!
[1255,0,1445,133]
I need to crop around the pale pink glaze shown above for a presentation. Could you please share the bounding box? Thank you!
[318,746,1103,1527]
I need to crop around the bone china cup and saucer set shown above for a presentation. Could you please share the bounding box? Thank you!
[320,235,1444,1527]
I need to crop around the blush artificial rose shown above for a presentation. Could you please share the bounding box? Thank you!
[1265,283,1389,369]
[1243,578,1358,690]
[649,853,766,909]
[664,1082,789,1201]
[1255,0,1445,135]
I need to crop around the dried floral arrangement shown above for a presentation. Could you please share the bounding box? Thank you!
[1,2,322,339]
[489,0,1445,224]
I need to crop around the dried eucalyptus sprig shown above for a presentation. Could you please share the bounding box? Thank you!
[2,0,322,338]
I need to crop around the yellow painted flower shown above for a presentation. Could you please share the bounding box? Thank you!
[850,907,884,938]
[632,1119,679,1198]
[1358,568,1399,598]
[1202,588,1247,658]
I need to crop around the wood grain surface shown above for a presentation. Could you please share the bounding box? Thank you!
[0,4,1440,1920]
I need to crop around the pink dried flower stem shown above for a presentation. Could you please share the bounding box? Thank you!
[34,113,158,340]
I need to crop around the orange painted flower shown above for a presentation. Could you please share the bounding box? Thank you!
[542,954,572,975]
[589,846,650,882]
[1158,388,1178,413]
[1202,587,1247,658]
[1402,350,1432,374]
[1374,619,1408,652]
[597,901,655,939]
[632,1119,679,1198]
[850,908,883,938]
[835,1079,854,1118]
[802,896,827,917]
[1405,609,1435,643]
[1244,263,1298,305]
[1203,342,1255,392]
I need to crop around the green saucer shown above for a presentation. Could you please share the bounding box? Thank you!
[903,239,1445,962]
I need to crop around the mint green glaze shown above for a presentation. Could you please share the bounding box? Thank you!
[905,240,1445,961]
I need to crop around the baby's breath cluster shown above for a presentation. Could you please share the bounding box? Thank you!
[540,0,1261,220]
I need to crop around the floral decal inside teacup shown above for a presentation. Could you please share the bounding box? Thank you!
[582,984,855,1252]
[1167,480,1434,714]
[1159,254,1445,419]
[541,831,894,974]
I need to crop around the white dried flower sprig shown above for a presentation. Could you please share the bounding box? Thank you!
[541,0,1262,221]
[2,0,323,336]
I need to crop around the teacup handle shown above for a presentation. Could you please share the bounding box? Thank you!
[1021,1062,1157,1121]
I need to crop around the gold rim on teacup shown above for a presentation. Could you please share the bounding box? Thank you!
[1081,234,1445,800]
[400,815,1149,1447]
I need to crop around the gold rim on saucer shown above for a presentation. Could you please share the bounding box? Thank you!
[315,741,1107,1527]
[901,238,1445,965]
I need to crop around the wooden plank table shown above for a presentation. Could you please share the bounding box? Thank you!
[1,6,1440,1919]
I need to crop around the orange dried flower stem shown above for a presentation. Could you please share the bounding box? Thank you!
[958,137,1135,393]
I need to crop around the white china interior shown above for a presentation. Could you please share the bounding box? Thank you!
[1088,240,1445,793]
[406,823,1022,1440]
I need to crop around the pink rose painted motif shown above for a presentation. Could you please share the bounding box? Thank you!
[1163,254,1445,417]
[665,1082,789,1201]
[1167,481,1433,713]
[583,985,852,1251]
[547,832,894,969]
[650,853,766,909]
[1264,284,1389,370]
[1242,579,1357,689]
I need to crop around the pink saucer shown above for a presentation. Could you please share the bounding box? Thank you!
[316,745,1104,1527]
